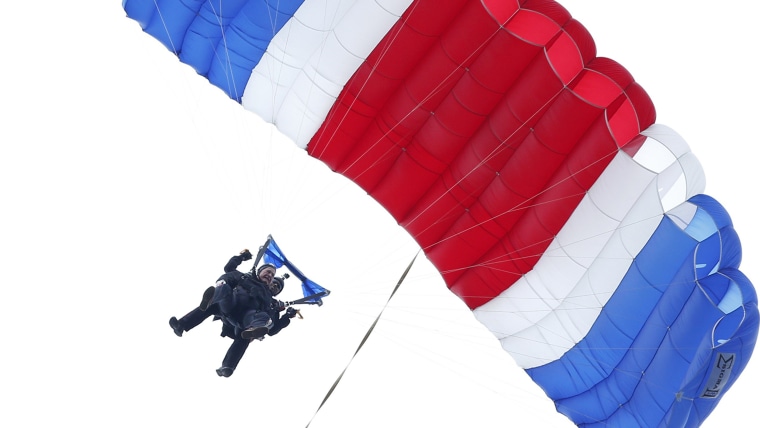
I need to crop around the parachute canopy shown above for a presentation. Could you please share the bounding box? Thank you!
[123,0,758,426]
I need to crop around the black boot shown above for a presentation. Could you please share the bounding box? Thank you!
[216,366,234,377]
[169,316,183,337]
[241,326,268,341]
[199,286,215,311]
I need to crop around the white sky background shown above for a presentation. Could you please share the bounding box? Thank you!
[1,1,757,427]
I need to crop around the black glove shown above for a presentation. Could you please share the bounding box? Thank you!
[285,307,298,319]
[240,249,252,261]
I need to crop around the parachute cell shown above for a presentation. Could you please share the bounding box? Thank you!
[123,0,758,426]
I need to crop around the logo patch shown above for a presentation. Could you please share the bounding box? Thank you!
[701,353,735,398]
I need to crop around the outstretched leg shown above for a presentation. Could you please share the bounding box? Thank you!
[169,307,214,337]
[217,338,250,377]
[169,283,233,337]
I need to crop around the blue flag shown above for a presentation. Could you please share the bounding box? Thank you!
[261,235,329,304]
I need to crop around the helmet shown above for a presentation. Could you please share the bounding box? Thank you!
[257,263,276,275]
[269,276,285,296]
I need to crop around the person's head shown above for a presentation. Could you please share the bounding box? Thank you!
[256,263,276,284]
[269,276,285,296]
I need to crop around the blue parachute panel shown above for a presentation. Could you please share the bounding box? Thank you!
[122,0,305,101]
[526,195,759,427]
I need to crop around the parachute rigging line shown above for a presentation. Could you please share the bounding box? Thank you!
[304,251,419,428]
